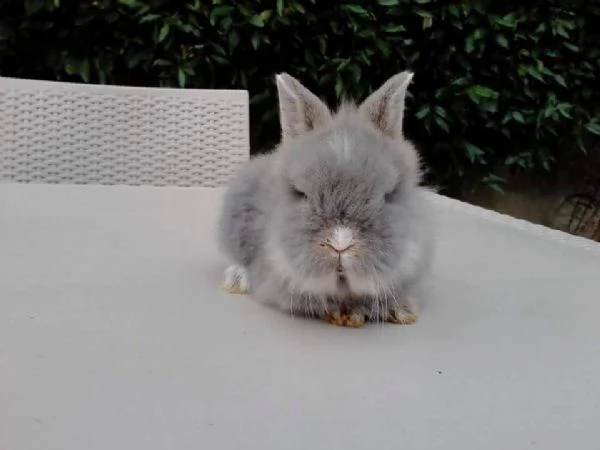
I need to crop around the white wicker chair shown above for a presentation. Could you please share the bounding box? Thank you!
[0,77,249,187]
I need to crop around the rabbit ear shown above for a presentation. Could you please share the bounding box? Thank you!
[359,71,414,139]
[276,73,332,142]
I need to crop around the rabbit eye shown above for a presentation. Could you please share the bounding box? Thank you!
[384,185,400,203]
[290,186,308,201]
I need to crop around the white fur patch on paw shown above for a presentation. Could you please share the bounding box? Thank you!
[222,265,250,295]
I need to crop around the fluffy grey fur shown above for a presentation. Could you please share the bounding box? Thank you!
[218,71,434,327]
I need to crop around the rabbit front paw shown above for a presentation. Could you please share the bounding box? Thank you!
[222,265,250,294]
[324,306,369,328]
[386,303,418,325]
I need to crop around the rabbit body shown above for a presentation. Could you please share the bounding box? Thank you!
[219,72,434,327]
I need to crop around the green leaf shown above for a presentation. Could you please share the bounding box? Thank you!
[213,43,227,56]
[337,58,351,71]
[64,63,77,75]
[585,122,600,135]
[553,74,567,88]
[140,14,160,24]
[126,52,145,69]
[513,111,525,123]
[65,58,90,82]
[526,66,545,83]
[158,24,170,43]
[434,105,448,119]
[557,103,573,119]
[80,61,90,82]
[341,4,370,17]
[228,30,240,50]
[335,76,344,99]
[480,99,498,113]
[177,68,187,88]
[555,25,569,39]
[292,2,305,13]
[251,33,260,50]
[487,182,505,194]
[492,14,516,28]
[117,0,138,7]
[415,105,431,119]
[563,42,580,52]
[496,34,509,49]
[465,34,476,54]
[505,156,520,165]
[211,55,228,65]
[210,5,234,24]
[474,86,498,98]
[318,37,327,54]
[383,24,406,33]
[414,9,433,19]
[277,0,284,15]
[249,14,265,27]
[466,85,499,103]
[186,0,201,12]
[260,10,273,23]
[152,59,172,67]
[541,159,551,171]
[434,115,450,133]
[485,174,505,183]
[482,173,506,192]
[377,40,391,57]
[451,77,469,87]
[448,5,460,18]
[464,142,485,162]
[220,16,233,31]
[377,0,400,5]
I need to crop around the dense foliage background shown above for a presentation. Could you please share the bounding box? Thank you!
[1,0,599,196]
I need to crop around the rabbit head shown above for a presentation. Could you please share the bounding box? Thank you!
[267,72,425,299]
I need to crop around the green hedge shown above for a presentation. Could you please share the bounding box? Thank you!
[1,0,599,195]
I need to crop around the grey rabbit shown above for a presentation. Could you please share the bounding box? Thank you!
[218,71,434,327]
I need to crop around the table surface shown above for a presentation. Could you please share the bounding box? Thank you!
[1,183,599,450]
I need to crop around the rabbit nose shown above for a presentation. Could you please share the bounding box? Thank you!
[325,226,355,254]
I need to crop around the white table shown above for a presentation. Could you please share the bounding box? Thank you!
[1,183,599,450]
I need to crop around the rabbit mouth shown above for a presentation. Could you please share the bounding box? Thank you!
[329,258,380,296]
[335,251,349,274]
[335,271,380,297]
[336,263,348,288]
